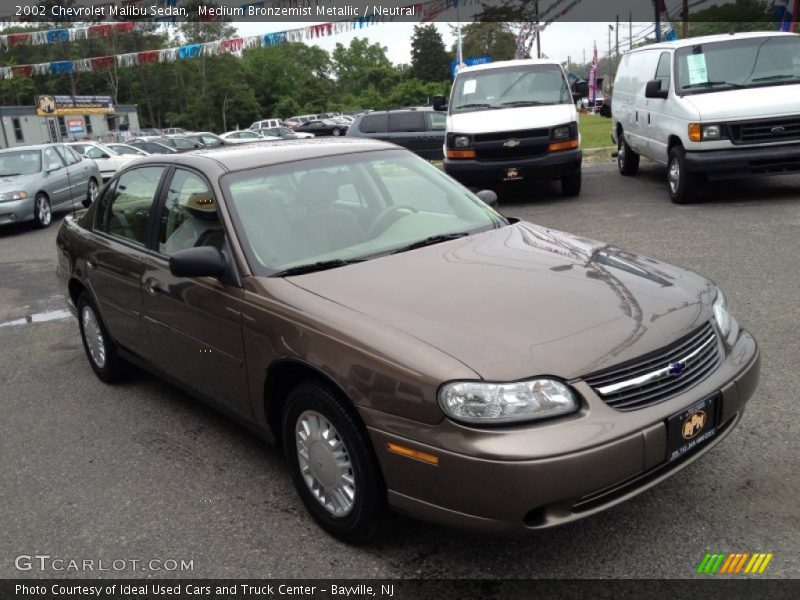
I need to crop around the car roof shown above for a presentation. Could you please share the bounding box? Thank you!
[0,143,64,153]
[124,138,398,173]
[625,30,797,53]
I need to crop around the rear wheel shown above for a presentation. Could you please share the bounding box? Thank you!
[32,193,51,228]
[86,178,99,206]
[560,170,582,197]
[332,128,342,137]
[617,131,640,176]
[282,381,385,543]
[77,292,126,383]
[668,146,702,204]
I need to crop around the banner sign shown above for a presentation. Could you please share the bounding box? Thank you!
[35,95,114,116]
[450,55,491,78]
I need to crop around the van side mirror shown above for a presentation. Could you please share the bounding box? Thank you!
[572,92,582,104]
[645,79,669,99]
[169,246,226,278]
[432,95,448,112]
[476,189,499,209]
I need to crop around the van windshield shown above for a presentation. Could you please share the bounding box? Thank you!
[450,64,571,113]
[675,35,800,94]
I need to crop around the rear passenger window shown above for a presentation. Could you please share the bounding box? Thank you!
[389,112,425,132]
[360,114,388,134]
[97,167,165,246]
[655,52,671,92]
[428,112,446,131]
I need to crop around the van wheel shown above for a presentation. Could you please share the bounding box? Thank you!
[283,381,385,543]
[560,170,582,197]
[667,146,701,204]
[617,132,640,176]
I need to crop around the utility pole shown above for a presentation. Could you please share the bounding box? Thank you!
[615,15,619,58]
[629,11,633,50]
[608,24,613,65]
[655,0,662,42]
[535,1,541,59]
[682,0,689,37]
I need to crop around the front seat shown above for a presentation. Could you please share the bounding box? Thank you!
[294,172,365,256]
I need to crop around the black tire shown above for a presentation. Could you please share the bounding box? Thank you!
[560,170,582,197]
[86,177,99,206]
[282,381,385,543]
[332,128,342,137]
[32,193,52,229]
[76,292,126,383]
[667,146,702,204]
[617,131,640,176]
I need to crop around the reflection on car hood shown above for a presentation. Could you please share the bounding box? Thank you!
[447,104,575,135]
[683,83,800,120]
[288,222,716,381]
[0,173,38,188]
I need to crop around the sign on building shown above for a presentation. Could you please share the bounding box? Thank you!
[35,95,114,117]
[67,118,85,133]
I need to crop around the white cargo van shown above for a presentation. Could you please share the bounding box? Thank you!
[612,31,800,203]
[435,59,582,196]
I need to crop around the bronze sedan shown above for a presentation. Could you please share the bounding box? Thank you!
[55,139,759,541]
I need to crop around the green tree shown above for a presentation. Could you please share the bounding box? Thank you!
[331,38,400,94]
[687,0,773,36]
[410,25,449,82]
[455,23,516,62]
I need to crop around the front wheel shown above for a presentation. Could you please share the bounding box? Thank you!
[283,381,385,543]
[86,178,99,206]
[560,170,582,197]
[617,131,640,176]
[667,146,702,204]
[32,193,51,228]
[332,128,342,137]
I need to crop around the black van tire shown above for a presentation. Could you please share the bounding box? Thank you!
[617,131,640,176]
[560,170,582,197]
[668,146,702,204]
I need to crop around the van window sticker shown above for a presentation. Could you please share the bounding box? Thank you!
[462,79,477,94]
[686,54,708,85]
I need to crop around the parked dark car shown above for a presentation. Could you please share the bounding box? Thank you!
[158,136,204,152]
[294,119,348,137]
[186,132,227,148]
[56,139,759,542]
[347,109,445,159]
[127,140,178,155]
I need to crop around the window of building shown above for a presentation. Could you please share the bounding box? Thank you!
[83,115,93,134]
[12,118,23,142]
[57,116,67,139]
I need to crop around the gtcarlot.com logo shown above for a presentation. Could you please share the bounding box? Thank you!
[14,554,194,572]
[697,552,773,575]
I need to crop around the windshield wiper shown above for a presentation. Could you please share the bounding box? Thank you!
[682,80,746,90]
[454,103,493,110]
[391,232,470,255]
[493,100,548,107]
[270,258,365,277]
[748,74,800,83]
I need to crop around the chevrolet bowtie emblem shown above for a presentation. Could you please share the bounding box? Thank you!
[503,139,521,148]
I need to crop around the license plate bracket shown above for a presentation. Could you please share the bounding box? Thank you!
[666,392,720,462]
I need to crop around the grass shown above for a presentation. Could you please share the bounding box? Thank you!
[579,112,614,150]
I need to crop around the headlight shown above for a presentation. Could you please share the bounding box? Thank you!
[552,125,571,140]
[439,378,579,424]
[454,135,471,148]
[712,289,731,339]
[702,124,722,140]
[0,191,28,202]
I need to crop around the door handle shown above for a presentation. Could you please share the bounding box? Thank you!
[145,279,164,295]
[87,259,97,270]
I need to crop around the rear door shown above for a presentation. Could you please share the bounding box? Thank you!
[139,167,249,418]
[41,147,71,208]
[87,165,167,358]
[387,112,427,155]
[56,144,90,205]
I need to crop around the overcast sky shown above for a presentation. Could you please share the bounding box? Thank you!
[235,21,656,66]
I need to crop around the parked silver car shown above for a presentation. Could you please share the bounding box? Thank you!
[0,144,101,229]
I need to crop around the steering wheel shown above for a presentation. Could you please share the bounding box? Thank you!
[367,204,419,237]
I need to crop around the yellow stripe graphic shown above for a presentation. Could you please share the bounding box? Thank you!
[758,553,773,574]
[750,554,766,573]
[734,553,749,574]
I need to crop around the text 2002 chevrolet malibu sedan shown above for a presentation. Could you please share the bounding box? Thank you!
[56,139,759,541]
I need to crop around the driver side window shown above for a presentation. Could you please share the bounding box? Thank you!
[159,169,222,255]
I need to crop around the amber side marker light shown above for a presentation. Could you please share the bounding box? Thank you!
[446,149,476,159]
[387,442,440,465]
[549,139,580,152]
[689,123,702,142]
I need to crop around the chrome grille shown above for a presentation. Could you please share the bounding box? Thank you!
[584,322,721,411]
[729,116,800,145]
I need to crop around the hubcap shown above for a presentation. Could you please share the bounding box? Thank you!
[295,410,355,517]
[618,139,625,168]
[37,196,51,226]
[89,180,98,202]
[82,306,106,368]
[668,158,680,194]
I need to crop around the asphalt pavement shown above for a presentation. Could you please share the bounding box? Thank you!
[1,161,798,579]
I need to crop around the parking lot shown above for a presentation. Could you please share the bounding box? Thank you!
[1,159,798,579]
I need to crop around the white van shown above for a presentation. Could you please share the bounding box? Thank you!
[612,31,800,203]
[249,118,283,130]
[436,59,582,196]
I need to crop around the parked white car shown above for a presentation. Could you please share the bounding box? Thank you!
[612,31,800,203]
[67,141,140,181]
[219,130,265,144]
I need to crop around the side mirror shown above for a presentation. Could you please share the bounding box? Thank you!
[47,162,62,172]
[169,246,226,279]
[476,189,499,209]
[572,92,582,104]
[432,94,448,112]
[645,79,668,99]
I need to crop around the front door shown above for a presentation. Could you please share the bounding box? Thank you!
[41,147,71,207]
[140,168,250,418]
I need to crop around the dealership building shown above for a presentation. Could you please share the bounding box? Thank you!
[0,96,140,149]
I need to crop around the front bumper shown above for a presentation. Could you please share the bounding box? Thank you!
[0,197,35,226]
[685,143,800,180]
[444,148,582,186]
[363,328,759,534]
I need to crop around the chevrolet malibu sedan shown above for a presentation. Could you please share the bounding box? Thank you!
[55,139,759,541]
[1,144,100,229]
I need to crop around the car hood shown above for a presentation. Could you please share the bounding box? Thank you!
[288,222,716,381]
[447,104,576,135]
[0,173,38,189]
[682,83,800,120]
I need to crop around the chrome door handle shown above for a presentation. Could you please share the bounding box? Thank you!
[145,280,163,295]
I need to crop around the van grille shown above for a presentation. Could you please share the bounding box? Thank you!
[474,128,549,143]
[729,116,800,145]
[583,322,721,411]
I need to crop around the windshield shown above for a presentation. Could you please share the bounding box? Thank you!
[0,150,42,175]
[221,149,506,276]
[450,64,571,113]
[676,35,800,94]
